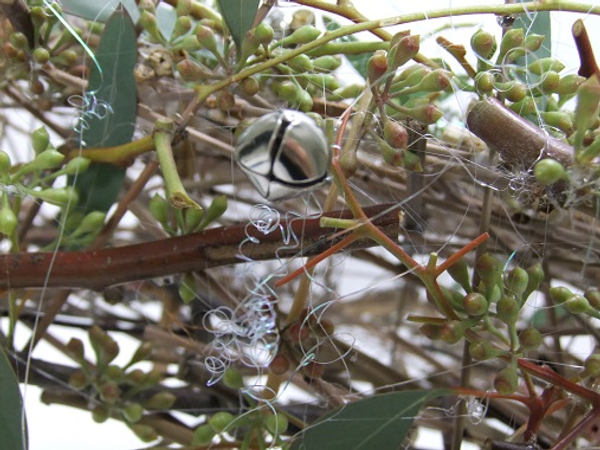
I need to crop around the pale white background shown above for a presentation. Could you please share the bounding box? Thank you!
[16,1,600,449]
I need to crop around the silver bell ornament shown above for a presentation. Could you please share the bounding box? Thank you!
[235,110,331,202]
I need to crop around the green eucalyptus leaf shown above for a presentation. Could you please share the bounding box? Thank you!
[0,349,27,450]
[71,6,137,214]
[217,0,260,50]
[60,0,139,23]
[291,389,449,450]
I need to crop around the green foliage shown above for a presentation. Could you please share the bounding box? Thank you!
[291,390,449,450]
[217,0,260,50]
[71,6,137,214]
[0,349,26,450]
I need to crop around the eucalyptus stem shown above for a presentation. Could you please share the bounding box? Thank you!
[153,120,200,210]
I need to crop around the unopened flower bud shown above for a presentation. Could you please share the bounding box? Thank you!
[32,149,65,170]
[519,327,543,351]
[533,158,567,186]
[504,266,528,298]
[62,157,91,175]
[497,28,524,63]
[149,193,169,225]
[313,55,342,72]
[556,74,585,96]
[68,370,88,390]
[196,24,217,53]
[527,57,565,76]
[240,76,260,96]
[287,54,313,73]
[129,424,157,443]
[192,424,216,445]
[0,150,11,175]
[463,292,488,316]
[144,392,176,410]
[254,23,274,45]
[209,411,235,433]
[383,119,408,149]
[387,34,420,71]
[471,29,496,60]
[32,126,50,154]
[367,51,388,84]
[496,296,520,324]
[284,25,320,45]
[123,403,144,423]
[494,365,519,395]
[171,16,192,41]
[140,10,164,43]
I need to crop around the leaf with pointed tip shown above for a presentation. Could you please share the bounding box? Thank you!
[0,349,27,450]
[291,389,449,450]
[217,0,260,50]
[60,0,139,22]
[71,6,137,214]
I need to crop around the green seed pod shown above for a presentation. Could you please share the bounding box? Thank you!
[585,289,600,310]
[176,59,206,82]
[556,74,586,96]
[104,365,124,382]
[34,187,78,206]
[504,267,529,298]
[255,23,274,45]
[171,16,192,41]
[497,28,524,63]
[31,149,65,170]
[209,411,235,433]
[179,273,197,303]
[129,341,153,366]
[524,34,545,53]
[377,137,404,166]
[302,74,339,91]
[387,34,420,72]
[92,404,110,423]
[463,292,488,316]
[62,157,91,175]
[447,258,472,293]
[475,71,495,95]
[403,149,423,172]
[9,32,28,50]
[239,29,260,63]
[184,207,204,232]
[313,55,342,72]
[549,286,573,304]
[522,263,544,300]
[149,193,169,225]
[470,29,496,59]
[574,74,600,133]
[533,158,567,186]
[192,424,216,445]
[509,96,537,116]
[176,0,192,16]
[138,0,156,13]
[144,392,176,410]
[66,337,85,362]
[125,368,146,386]
[175,35,202,52]
[518,327,543,351]
[539,111,573,134]
[32,126,50,154]
[204,195,227,224]
[264,412,289,436]
[501,82,527,103]
[540,71,561,93]
[405,103,443,125]
[367,51,388,84]
[196,24,218,54]
[0,150,11,175]
[296,88,313,112]
[475,253,503,285]
[413,69,452,92]
[68,370,88,390]
[288,54,313,73]
[439,320,465,345]
[222,367,244,389]
[330,84,363,100]
[584,353,600,377]
[99,382,120,403]
[527,57,565,76]
[129,424,158,443]
[32,47,50,64]
[123,403,144,423]
[383,119,408,149]
[140,10,164,43]
[565,294,590,314]
[469,340,499,360]
[0,198,17,237]
[283,25,320,45]
[496,296,520,324]
[274,80,298,102]
[240,76,260,96]
[72,211,106,238]
[494,365,519,395]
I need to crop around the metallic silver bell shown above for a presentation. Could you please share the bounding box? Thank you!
[235,110,331,202]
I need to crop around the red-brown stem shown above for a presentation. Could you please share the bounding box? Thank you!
[518,358,600,406]
[551,408,600,450]
[0,203,402,290]
[572,19,600,78]
[435,232,490,276]
[274,233,358,288]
